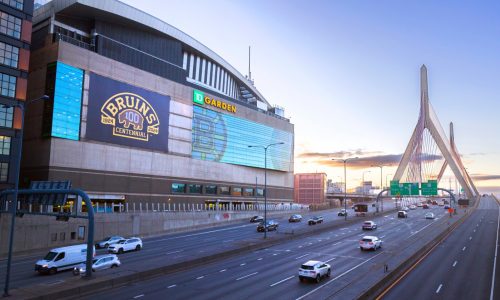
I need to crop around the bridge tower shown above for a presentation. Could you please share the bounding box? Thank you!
[393,65,478,199]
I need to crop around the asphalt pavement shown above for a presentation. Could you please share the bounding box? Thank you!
[0,203,384,291]
[381,196,499,300]
[84,204,458,300]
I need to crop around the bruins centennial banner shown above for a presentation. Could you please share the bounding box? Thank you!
[87,73,170,152]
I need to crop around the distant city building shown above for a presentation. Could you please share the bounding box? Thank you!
[326,179,343,193]
[22,0,294,210]
[0,0,34,190]
[294,173,327,204]
[355,181,373,194]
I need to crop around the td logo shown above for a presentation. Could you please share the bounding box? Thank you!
[193,89,204,105]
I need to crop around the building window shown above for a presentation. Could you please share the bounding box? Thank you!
[231,187,242,196]
[0,136,10,155]
[0,106,13,128]
[218,186,229,195]
[188,184,202,194]
[256,188,264,197]
[0,73,16,98]
[171,183,186,193]
[1,0,23,10]
[205,185,217,194]
[0,42,18,68]
[0,162,8,182]
[243,188,254,196]
[0,12,21,39]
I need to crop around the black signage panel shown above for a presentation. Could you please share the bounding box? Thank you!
[87,73,170,152]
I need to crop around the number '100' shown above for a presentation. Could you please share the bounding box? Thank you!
[125,111,140,123]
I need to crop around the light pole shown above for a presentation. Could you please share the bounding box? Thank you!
[385,173,393,189]
[332,157,358,221]
[3,95,49,296]
[362,171,371,196]
[248,142,284,239]
[371,165,384,212]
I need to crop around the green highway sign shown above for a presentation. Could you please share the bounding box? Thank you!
[421,180,438,196]
[390,180,419,196]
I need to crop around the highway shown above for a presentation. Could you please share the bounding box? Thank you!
[85,205,458,299]
[381,196,499,300]
[0,203,384,290]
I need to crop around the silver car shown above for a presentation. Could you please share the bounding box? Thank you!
[96,236,124,249]
[298,260,331,283]
[73,254,121,275]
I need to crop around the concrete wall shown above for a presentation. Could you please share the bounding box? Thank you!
[0,209,297,257]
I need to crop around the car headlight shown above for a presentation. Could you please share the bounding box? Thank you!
[42,264,48,268]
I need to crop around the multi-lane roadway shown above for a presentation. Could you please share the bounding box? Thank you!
[87,205,457,299]
[381,196,499,300]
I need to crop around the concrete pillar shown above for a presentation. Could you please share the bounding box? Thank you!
[173,203,176,211]
[168,203,171,211]
[140,202,142,212]
[96,202,99,213]
[183,203,186,211]
[29,203,32,213]
[163,203,165,211]
[126,203,129,212]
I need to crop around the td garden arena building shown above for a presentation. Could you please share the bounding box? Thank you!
[23,0,294,210]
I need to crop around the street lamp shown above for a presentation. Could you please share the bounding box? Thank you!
[362,171,371,196]
[248,142,284,239]
[371,165,384,212]
[3,95,49,296]
[332,157,358,221]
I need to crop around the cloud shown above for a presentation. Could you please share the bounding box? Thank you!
[297,150,442,169]
[471,175,500,181]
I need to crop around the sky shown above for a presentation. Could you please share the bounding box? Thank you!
[120,0,500,196]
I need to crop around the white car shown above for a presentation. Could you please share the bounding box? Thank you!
[73,254,121,275]
[96,236,124,249]
[362,221,377,230]
[402,207,409,211]
[425,212,435,219]
[359,236,382,251]
[108,237,143,254]
[298,260,331,283]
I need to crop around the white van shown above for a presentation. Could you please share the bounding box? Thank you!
[35,244,95,274]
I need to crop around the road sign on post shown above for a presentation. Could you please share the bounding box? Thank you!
[390,180,401,196]
[390,181,419,196]
[421,180,438,195]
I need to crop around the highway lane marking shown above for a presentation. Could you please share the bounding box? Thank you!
[332,242,342,246]
[44,280,65,286]
[295,252,384,300]
[236,272,258,281]
[324,257,336,263]
[196,276,204,279]
[295,254,310,260]
[273,253,278,256]
[490,198,499,300]
[257,258,263,261]
[452,261,457,267]
[219,269,227,272]
[165,250,183,255]
[240,263,246,266]
[298,246,303,248]
[474,229,476,232]
[270,275,294,287]
[380,235,386,238]
[167,285,176,288]
[463,246,466,251]
[151,224,254,242]
[436,284,443,293]
[469,236,472,240]
[133,295,145,299]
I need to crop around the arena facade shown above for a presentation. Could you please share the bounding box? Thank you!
[23,0,294,211]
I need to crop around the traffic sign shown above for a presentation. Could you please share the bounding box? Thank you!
[421,180,438,196]
[390,181,419,196]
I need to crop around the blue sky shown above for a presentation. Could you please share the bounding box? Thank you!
[121,0,500,195]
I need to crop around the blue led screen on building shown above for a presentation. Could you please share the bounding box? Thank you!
[51,62,84,140]
[192,105,292,171]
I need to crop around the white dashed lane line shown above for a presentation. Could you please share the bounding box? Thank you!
[436,284,443,293]
[270,275,295,287]
[236,272,258,281]
[240,263,246,266]
[295,254,310,260]
[463,246,466,251]
[257,258,263,261]
[452,261,457,267]
[196,276,204,280]
[219,269,227,272]
[167,284,176,289]
[133,295,145,299]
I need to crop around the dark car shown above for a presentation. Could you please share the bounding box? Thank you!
[398,211,408,218]
[308,216,324,225]
[423,204,430,209]
[250,216,264,223]
[289,214,303,222]
[257,220,279,232]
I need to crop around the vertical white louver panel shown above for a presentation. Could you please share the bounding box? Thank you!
[182,52,188,70]
[224,72,228,95]
[206,62,211,86]
[217,67,221,91]
[195,56,201,82]
[201,58,206,84]
[189,53,194,79]
[229,77,233,98]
